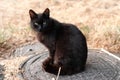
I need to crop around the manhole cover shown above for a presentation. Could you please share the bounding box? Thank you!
[19,49,120,80]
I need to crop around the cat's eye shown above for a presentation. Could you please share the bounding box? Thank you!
[34,22,39,26]
[43,22,46,25]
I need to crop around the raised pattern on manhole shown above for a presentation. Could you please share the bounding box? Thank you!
[19,50,120,80]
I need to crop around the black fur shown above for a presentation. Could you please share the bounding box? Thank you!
[29,8,88,75]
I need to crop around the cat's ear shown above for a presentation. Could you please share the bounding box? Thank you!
[43,8,50,18]
[29,9,37,19]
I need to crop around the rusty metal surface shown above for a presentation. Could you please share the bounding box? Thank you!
[19,49,120,80]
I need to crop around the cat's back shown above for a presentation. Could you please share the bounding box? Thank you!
[56,22,87,51]
[58,23,86,41]
[56,22,87,62]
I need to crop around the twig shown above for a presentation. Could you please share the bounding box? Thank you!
[56,67,61,80]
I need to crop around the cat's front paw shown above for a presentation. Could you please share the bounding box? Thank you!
[42,57,53,70]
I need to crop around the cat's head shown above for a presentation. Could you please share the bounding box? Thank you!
[29,8,52,32]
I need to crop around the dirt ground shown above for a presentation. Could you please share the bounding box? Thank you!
[0,0,120,80]
[0,0,120,57]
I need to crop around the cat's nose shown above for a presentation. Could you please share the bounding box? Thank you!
[38,25,42,31]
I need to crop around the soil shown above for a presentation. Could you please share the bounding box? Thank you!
[0,0,120,80]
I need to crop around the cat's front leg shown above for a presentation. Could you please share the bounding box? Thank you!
[42,57,52,71]
[42,57,52,67]
[49,49,55,64]
[42,57,59,75]
[42,48,55,68]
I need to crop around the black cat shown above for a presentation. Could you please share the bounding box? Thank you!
[29,8,88,75]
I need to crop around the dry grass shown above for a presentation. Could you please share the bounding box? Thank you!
[0,0,120,58]
[1,1,120,79]
[0,56,28,80]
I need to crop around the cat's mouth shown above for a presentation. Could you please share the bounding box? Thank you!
[37,25,42,31]
[32,25,42,32]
